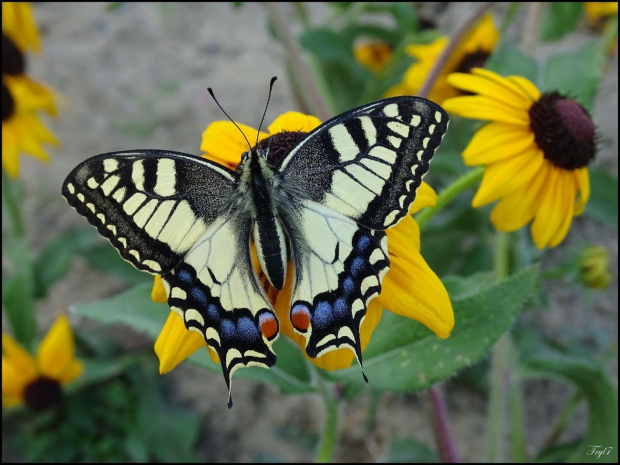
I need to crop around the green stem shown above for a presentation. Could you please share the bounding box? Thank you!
[264,2,333,121]
[486,232,513,462]
[2,169,25,237]
[415,167,484,231]
[509,370,527,462]
[315,377,339,463]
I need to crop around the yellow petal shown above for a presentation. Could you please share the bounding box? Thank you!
[379,248,454,339]
[490,161,550,231]
[388,213,421,255]
[154,311,209,374]
[531,167,563,249]
[56,359,83,384]
[1,122,20,178]
[2,333,37,387]
[447,71,532,109]
[411,182,437,214]
[462,122,535,166]
[548,170,576,247]
[354,42,392,72]
[507,75,541,102]
[200,121,267,169]
[267,112,322,135]
[2,2,41,52]
[442,95,530,125]
[37,315,80,382]
[151,275,168,303]
[472,146,544,207]
[574,167,590,215]
[406,37,448,60]
[465,14,499,52]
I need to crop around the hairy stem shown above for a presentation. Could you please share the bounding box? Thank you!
[415,167,484,231]
[417,2,494,99]
[427,384,461,462]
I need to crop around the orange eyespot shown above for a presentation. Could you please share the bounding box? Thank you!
[259,313,279,340]
[291,304,311,332]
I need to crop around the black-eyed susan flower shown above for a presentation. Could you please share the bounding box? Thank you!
[2,3,58,178]
[442,68,595,249]
[151,112,454,374]
[584,2,618,27]
[354,41,393,73]
[387,14,498,104]
[2,2,40,52]
[579,245,611,290]
[2,315,83,411]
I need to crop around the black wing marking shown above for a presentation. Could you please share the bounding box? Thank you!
[62,150,237,275]
[280,200,389,374]
[161,211,279,408]
[277,96,448,230]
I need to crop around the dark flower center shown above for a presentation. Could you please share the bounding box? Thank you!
[2,34,26,75]
[454,49,490,74]
[255,130,309,167]
[529,91,596,170]
[24,377,63,412]
[2,81,15,121]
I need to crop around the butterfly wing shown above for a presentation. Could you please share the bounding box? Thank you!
[276,97,448,370]
[63,150,279,406]
[279,200,389,372]
[62,150,237,274]
[278,96,448,230]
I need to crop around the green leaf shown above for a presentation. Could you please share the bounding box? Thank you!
[539,2,584,41]
[327,266,539,391]
[79,244,150,285]
[2,237,37,350]
[384,437,439,463]
[584,167,618,227]
[71,284,314,394]
[486,40,539,84]
[33,228,98,297]
[389,3,419,34]
[521,356,618,463]
[542,40,604,112]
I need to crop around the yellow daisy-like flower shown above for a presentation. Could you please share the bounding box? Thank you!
[2,2,41,52]
[387,14,498,104]
[443,68,595,249]
[2,315,83,410]
[579,245,611,290]
[2,4,58,178]
[354,42,393,73]
[152,111,454,374]
[584,2,618,26]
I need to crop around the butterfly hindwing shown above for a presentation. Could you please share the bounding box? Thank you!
[161,211,278,407]
[62,150,237,275]
[278,96,448,230]
[280,200,389,367]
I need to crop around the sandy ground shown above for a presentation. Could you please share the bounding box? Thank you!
[11,3,618,462]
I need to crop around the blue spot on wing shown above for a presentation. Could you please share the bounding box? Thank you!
[207,304,219,322]
[313,301,333,329]
[191,287,208,306]
[334,298,348,317]
[351,257,366,277]
[343,277,355,295]
[237,317,260,343]
[221,320,237,340]
[177,269,192,284]
[357,235,371,252]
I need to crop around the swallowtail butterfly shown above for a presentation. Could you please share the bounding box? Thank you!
[62,90,448,407]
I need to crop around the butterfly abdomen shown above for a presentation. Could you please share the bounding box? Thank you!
[245,150,288,290]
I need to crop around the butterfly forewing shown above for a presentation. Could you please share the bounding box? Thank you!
[62,150,237,274]
[278,97,449,230]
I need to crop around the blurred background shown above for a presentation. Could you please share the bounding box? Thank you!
[2,2,617,462]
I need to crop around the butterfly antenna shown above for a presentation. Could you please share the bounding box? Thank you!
[255,76,278,147]
[207,86,253,152]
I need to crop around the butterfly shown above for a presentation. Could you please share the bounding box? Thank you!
[62,90,448,407]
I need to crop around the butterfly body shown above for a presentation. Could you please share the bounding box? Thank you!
[62,96,448,406]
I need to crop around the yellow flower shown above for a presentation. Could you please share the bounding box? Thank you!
[443,68,594,249]
[2,315,83,410]
[2,2,41,52]
[152,112,454,374]
[584,2,618,26]
[354,41,393,73]
[2,6,58,178]
[387,14,498,104]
